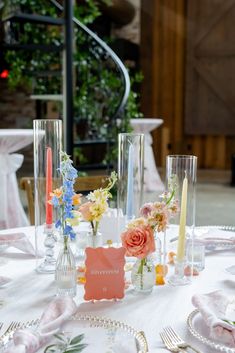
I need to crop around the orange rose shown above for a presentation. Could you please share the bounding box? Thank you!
[79,202,93,222]
[121,225,155,259]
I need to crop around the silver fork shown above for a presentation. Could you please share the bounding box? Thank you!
[0,321,21,341]
[160,332,187,352]
[164,326,201,353]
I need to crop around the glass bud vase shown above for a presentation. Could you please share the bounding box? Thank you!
[87,230,103,248]
[55,236,77,297]
[131,257,155,293]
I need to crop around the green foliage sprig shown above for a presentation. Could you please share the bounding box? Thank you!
[44,333,87,353]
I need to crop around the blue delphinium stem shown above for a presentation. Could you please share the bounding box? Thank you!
[51,152,78,241]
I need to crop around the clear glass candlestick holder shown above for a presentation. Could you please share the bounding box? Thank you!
[168,259,190,286]
[117,133,144,234]
[34,119,62,273]
[166,155,197,285]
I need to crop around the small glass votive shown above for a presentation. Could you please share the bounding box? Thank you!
[186,239,205,272]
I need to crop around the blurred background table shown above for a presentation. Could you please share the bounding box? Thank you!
[0,129,34,229]
[130,118,164,192]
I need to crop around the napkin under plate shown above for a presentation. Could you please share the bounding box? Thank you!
[192,290,235,346]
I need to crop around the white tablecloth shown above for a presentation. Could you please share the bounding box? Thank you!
[0,225,234,352]
[131,119,164,192]
[0,129,34,229]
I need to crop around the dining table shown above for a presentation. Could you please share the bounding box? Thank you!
[0,224,234,353]
[0,129,34,230]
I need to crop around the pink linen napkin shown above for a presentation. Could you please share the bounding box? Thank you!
[192,290,235,346]
[0,233,36,256]
[5,296,77,353]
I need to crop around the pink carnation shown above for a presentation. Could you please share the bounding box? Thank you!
[121,225,155,259]
[140,203,154,218]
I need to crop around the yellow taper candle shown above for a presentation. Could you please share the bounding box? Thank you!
[177,175,188,261]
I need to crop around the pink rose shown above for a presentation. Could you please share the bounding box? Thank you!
[79,202,93,221]
[140,203,154,218]
[121,225,155,259]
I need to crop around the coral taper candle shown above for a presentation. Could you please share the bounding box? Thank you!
[46,146,53,225]
[177,174,188,261]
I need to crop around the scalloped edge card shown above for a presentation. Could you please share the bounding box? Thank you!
[84,247,126,301]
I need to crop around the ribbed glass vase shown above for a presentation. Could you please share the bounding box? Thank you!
[55,236,77,297]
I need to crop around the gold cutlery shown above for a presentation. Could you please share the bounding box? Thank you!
[160,331,187,352]
[163,326,201,353]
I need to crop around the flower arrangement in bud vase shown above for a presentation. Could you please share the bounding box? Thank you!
[50,152,81,297]
[79,172,117,238]
[121,186,179,292]
[50,152,81,249]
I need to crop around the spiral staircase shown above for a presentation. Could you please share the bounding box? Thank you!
[1,0,131,171]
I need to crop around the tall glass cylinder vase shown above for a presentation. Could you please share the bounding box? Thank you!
[117,133,144,234]
[34,119,62,273]
[166,155,197,285]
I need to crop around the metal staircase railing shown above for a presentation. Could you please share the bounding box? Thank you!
[1,0,130,170]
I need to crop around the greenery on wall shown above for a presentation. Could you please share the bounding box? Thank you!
[2,0,143,166]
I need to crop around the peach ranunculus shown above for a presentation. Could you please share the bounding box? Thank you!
[72,193,82,206]
[121,225,155,259]
[79,201,93,222]
[50,188,63,198]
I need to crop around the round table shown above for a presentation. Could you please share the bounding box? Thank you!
[0,129,34,229]
[131,118,164,192]
[0,225,234,353]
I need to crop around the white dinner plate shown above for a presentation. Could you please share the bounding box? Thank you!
[0,314,148,353]
[187,310,235,353]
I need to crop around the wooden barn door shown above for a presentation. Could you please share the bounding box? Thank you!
[185,0,235,169]
[140,0,235,169]
[185,0,235,135]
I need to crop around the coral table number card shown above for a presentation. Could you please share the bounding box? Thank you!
[84,247,126,301]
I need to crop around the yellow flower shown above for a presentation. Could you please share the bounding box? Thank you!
[127,217,148,229]
[90,201,108,222]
